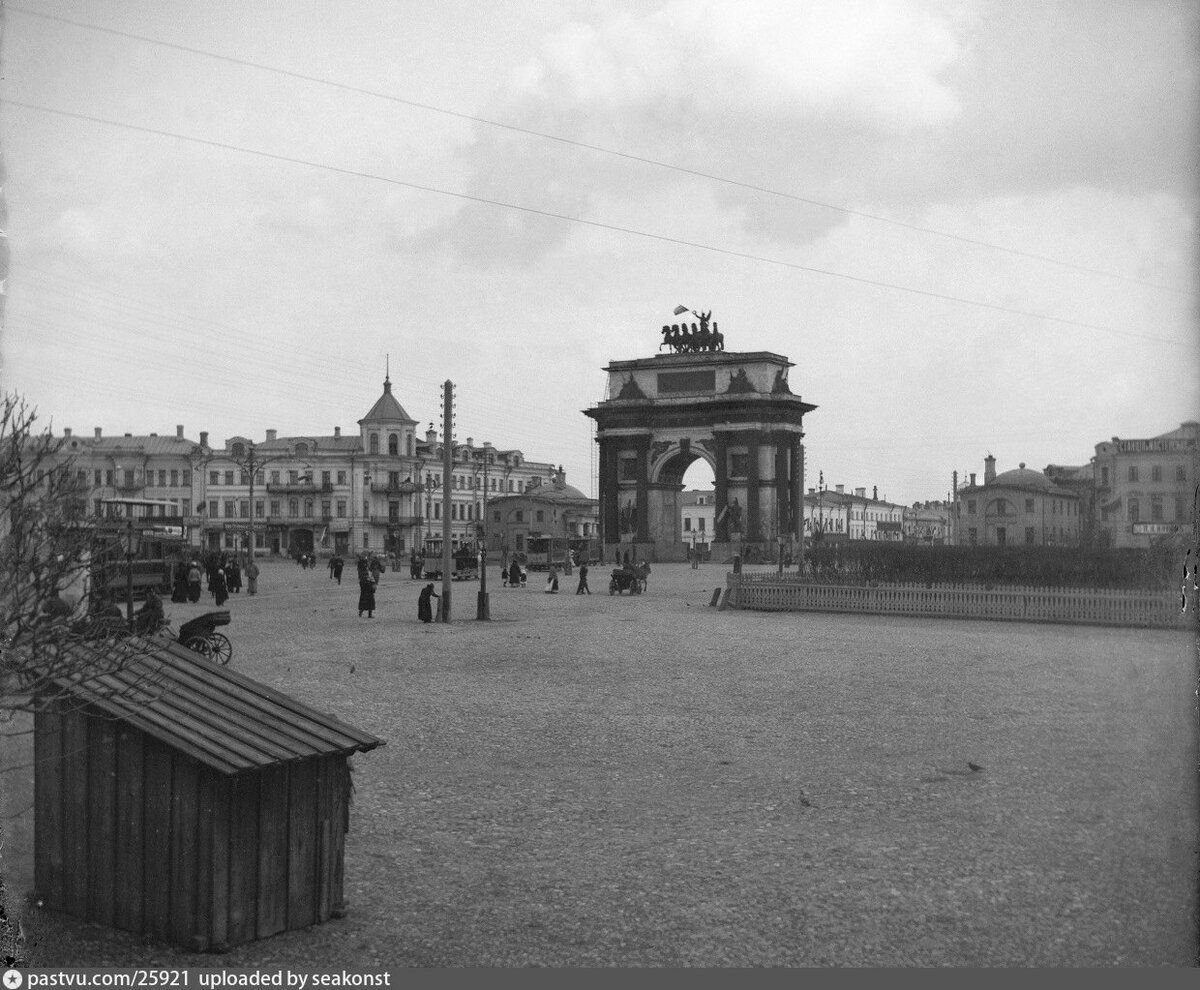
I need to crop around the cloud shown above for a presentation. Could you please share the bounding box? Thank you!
[514,0,964,129]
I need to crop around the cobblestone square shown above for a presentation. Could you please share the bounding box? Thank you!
[8,559,1197,966]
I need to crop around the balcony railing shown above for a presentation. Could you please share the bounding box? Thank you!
[265,482,318,494]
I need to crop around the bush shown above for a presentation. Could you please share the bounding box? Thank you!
[803,541,1184,590]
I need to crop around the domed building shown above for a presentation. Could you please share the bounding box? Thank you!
[483,468,600,562]
[953,455,1081,547]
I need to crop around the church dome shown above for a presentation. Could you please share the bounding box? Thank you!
[991,465,1053,490]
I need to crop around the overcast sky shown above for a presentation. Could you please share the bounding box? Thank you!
[2,0,1196,504]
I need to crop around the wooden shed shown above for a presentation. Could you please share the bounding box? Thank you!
[33,637,384,951]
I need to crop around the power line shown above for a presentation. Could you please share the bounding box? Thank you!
[2,99,1188,348]
[6,2,1183,294]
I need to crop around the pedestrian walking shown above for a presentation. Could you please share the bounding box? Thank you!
[329,555,338,580]
[358,570,377,618]
[544,568,559,594]
[417,582,439,623]
[508,561,521,588]
[227,558,242,593]
[213,568,229,607]
[245,558,260,595]
[576,561,590,594]
[171,562,188,603]
[187,560,203,603]
[333,555,344,585]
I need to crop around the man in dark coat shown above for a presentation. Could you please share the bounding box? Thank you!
[358,570,377,618]
[227,558,242,593]
[417,583,439,622]
[332,555,344,585]
[576,561,590,595]
[508,561,521,588]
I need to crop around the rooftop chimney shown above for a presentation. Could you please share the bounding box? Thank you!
[466,437,473,447]
[970,473,977,486]
[426,426,438,443]
[334,426,341,438]
[984,454,996,485]
[63,427,71,437]
[200,431,209,448]
[835,484,844,494]
[855,487,866,498]
[176,425,184,439]
[266,429,277,442]
[94,427,102,438]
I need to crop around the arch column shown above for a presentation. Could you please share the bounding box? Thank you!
[713,433,729,543]
[634,435,651,543]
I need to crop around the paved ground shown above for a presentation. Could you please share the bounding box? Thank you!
[3,559,1197,966]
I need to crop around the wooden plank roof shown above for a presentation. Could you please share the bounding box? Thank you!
[54,637,384,776]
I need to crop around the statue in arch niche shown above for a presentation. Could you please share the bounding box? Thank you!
[619,500,638,535]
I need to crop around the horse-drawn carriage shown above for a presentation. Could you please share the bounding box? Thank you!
[176,611,233,665]
[609,563,649,595]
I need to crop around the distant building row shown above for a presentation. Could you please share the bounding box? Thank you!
[46,377,598,558]
[952,421,1198,548]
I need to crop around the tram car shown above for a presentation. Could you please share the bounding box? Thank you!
[524,536,571,571]
[421,538,480,581]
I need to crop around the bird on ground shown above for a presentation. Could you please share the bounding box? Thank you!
[967,762,984,772]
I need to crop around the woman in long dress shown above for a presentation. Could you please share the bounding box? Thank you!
[358,571,377,618]
[417,583,439,622]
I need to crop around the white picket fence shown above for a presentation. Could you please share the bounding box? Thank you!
[726,574,1196,629]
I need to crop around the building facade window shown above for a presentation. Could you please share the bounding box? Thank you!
[304,499,314,518]
[1177,465,1187,482]
[240,500,250,518]
[1025,527,1035,544]
[1151,496,1163,521]
[388,434,398,455]
[1128,466,1138,483]
[369,434,379,454]
[210,471,220,485]
[337,471,347,485]
[208,500,219,518]
[1025,498,1035,513]
[337,500,347,518]
[1151,465,1162,482]
[1129,498,1140,522]
[224,470,234,486]
[270,500,281,517]
[289,498,298,517]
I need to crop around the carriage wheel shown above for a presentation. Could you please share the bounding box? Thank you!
[183,635,211,657]
[208,633,232,666]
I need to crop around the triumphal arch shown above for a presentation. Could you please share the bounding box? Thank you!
[584,312,817,563]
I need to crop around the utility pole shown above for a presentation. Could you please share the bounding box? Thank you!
[440,381,453,622]
[477,449,490,620]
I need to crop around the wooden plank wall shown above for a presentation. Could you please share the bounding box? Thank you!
[35,705,357,952]
[114,725,145,934]
[86,717,118,927]
[33,705,65,909]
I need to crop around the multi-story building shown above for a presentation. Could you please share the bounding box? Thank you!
[953,455,1081,547]
[1043,463,1096,547]
[679,489,717,549]
[483,469,600,558]
[802,488,850,542]
[816,485,904,541]
[49,424,203,537]
[903,501,951,545]
[1092,421,1198,548]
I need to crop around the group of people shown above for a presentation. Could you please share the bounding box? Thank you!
[171,552,259,605]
